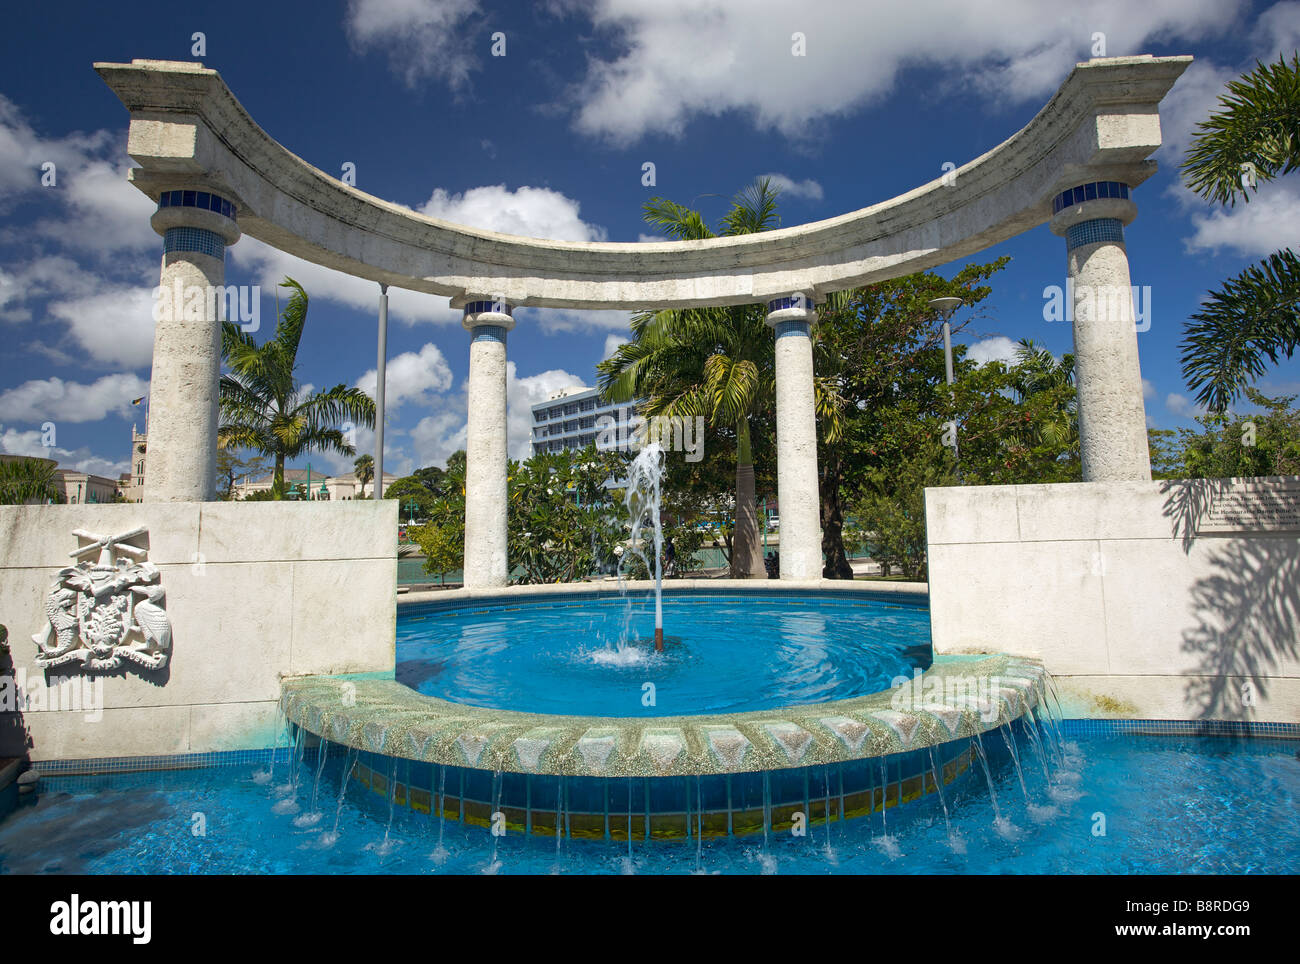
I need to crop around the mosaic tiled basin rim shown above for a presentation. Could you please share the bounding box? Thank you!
[280,653,1046,778]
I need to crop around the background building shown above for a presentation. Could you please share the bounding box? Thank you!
[230,469,397,501]
[530,386,641,456]
[55,470,118,504]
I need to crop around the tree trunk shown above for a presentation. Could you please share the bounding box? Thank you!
[731,418,765,578]
[820,458,853,579]
[273,454,285,499]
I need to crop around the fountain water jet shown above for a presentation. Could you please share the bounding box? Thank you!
[622,442,666,651]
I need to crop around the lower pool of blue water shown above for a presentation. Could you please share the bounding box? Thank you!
[3,732,1296,874]
[395,593,933,716]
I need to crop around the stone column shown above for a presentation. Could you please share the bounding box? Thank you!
[145,189,241,502]
[461,298,515,588]
[1049,181,1151,482]
[766,294,822,580]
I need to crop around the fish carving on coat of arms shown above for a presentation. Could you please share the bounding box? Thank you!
[32,527,172,672]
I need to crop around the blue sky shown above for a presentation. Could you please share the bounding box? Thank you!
[1,0,1298,480]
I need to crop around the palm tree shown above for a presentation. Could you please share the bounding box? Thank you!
[0,457,61,505]
[1010,338,1078,456]
[219,278,375,497]
[599,180,782,578]
[354,454,374,498]
[1179,54,1300,412]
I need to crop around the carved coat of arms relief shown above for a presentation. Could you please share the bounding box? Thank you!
[32,527,173,672]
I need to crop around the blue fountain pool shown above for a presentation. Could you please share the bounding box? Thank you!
[2,730,1296,874]
[395,592,933,716]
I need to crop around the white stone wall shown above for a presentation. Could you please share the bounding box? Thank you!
[925,480,1300,723]
[0,501,396,761]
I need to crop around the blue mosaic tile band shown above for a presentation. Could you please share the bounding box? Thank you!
[157,189,236,220]
[29,746,284,777]
[1052,181,1130,214]
[163,226,226,259]
[1065,217,1125,251]
[1059,718,1299,739]
[773,320,812,339]
[463,299,512,316]
[767,296,812,313]
[470,324,508,344]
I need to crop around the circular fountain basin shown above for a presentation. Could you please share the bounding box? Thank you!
[281,584,1047,840]
[396,592,933,716]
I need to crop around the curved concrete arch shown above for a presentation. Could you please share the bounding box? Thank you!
[102,54,1190,588]
[96,55,1188,310]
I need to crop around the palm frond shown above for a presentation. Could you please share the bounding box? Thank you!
[1180,248,1300,412]
[1182,53,1300,206]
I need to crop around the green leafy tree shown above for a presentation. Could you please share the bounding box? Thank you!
[407,451,468,580]
[0,457,62,505]
[1179,54,1300,412]
[1147,428,1184,479]
[813,259,1011,576]
[384,475,436,519]
[1178,389,1300,478]
[354,453,374,497]
[508,445,628,584]
[219,278,375,497]
[599,179,783,578]
[215,449,266,500]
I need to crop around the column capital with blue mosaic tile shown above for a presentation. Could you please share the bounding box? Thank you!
[457,295,516,337]
[149,185,241,259]
[1048,180,1136,249]
[764,290,818,334]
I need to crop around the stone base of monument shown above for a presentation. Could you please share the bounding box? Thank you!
[925,477,1300,724]
[0,500,397,762]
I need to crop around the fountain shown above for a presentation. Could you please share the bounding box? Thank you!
[621,442,666,652]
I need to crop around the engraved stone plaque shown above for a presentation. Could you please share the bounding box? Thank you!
[1197,478,1300,534]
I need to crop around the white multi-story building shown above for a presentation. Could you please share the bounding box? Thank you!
[530,386,641,456]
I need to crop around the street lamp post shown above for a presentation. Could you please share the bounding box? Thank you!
[928,296,964,480]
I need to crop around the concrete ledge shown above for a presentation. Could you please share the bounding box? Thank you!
[397,578,929,608]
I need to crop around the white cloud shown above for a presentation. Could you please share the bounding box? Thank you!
[966,336,1019,366]
[1166,392,1206,418]
[409,410,467,468]
[0,96,156,257]
[561,0,1237,144]
[520,306,635,334]
[0,427,129,478]
[229,237,460,327]
[1252,0,1300,61]
[1183,175,1300,258]
[417,184,608,242]
[0,372,148,424]
[345,0,482,89]
[47,283,157,370]
[1142,377,1156,399]
[760,173,824,202]
[507,364,589,459]
[603,333,629,358]
[356,342,455,410]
